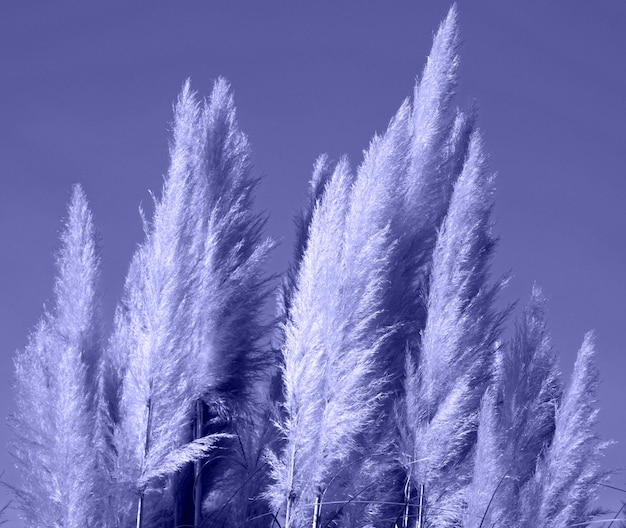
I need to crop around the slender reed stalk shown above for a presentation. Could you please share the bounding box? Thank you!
[194,401,204,527]
[416,484,424,528]
[311,494,321,528]
[136,394,153,528]
[402,477,411,528]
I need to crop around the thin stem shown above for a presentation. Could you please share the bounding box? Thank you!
[137,393,153,528]
[321,480,378,528]
[136,495,143,528]
[285,442,297,528]
[234,511,282,528]
[194,400,204,528]
[311,493,321,528]
[202,461,268,528]
[478,473,507,528]
[600,483,626,495]
[416,484,424,528]
[402,476,411,528]
[606,501,626,528]
[302,500,407,507]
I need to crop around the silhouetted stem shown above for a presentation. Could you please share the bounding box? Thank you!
[478,474,506,528]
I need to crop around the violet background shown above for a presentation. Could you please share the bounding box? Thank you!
[1,2,625,524]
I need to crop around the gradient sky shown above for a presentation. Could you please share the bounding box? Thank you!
[1,2,625,524]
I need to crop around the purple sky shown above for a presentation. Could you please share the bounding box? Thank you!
[2,2,625,524]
